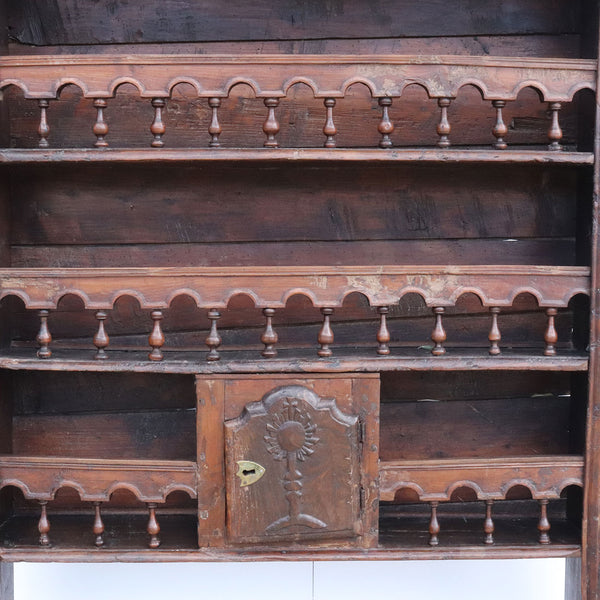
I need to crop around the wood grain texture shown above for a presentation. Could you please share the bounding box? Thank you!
[0,456,197,502]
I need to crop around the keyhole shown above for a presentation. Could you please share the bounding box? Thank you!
[242,468,256,476]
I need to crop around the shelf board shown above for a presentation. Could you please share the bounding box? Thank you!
[0,515,580,562]
[0,348,589,373]
[0,147,594,164]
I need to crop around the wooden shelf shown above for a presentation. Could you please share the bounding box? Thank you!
[0,348,588,373]
[0,148,594,164]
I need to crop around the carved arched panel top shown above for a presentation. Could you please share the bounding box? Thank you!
[379,456,584,503]
[0,456,197,503]
[0,266,589,310]
[0,55,595,101]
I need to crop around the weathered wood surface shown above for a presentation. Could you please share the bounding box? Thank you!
[7,1,583,46]
[380,456,584,502]
[0,55,594,101]
[0,456,197,502]
[0,266,589,309]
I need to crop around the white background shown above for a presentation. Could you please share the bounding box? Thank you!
[14,558,566,600]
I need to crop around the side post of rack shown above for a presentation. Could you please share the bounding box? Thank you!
[581,24,600,600]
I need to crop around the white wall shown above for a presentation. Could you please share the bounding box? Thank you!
[15,558,566,600]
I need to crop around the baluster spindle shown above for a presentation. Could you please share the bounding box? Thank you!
[263,98,280,148]
[429,501,440,546]
[38,501,50,546]
[38,99,50,148]
[150,98,166,148]
[484,500,495,544]
[93,310,109,360]
[147,503,160,548]
[36,309,52,359]
[261,308,278,358]
[544,308,558,356]
[377,306,391,355]
[93,501,104,547]
[431,307,446,356]
[208,98,222,147]
[547,102,563,151]
[378,97,394,148]
[491,100,508,150]
[538,499,551,544]
[93,99,109,147]
[206,308,222,361]
[148,310,165,361]
[318,308,334,357]
[488,307,501,356]
[323,98,337,148]
[436,98,451,148]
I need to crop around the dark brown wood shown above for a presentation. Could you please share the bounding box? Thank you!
[492,100,508,149]
[35,310,51,359]
[150,98,166,148]
[148,310,164,361]
[261,308,278,358]
[37,99,50,148]
[206,309,221,362]
[376,306,391,355]
[323,98,337,148]
[93,502,104,547]
[378,98,394,148]
[488,307,501,355]
[93,310,109,359]
[92,99,109,148]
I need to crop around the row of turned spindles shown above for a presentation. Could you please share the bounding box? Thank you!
[427,498,551,547]
[35,96,565,151]
[36,499,161,549]
[35,305,560,361]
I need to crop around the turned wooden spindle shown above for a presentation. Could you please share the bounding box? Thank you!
[261,308,278,358]
[263,98,280,148]
[148,310,165,361]
[323,98,337,148]
[431,307,447,356]
[436,98,451,148]
[150,98,166,148]
[93,99,109,147]
[38,501,50,546]
[538,499,551,544]
[93,501,105,547]
[488,307,501,356]
[544,308,558,356]
[377,306,391,355]
[428,501,440,546]
[36,309,52,359]
[93,310,109,360]
[206,308,222,361]
[547,102,563,151]
[378,97,394,148]
[38,99,50,148]
[208,97,222,147]
[484,500,495,544]
[147,503,160,549]
[491,100,508,150]
[318,307,334,357]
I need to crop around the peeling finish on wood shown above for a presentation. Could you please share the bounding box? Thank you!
[0,266,590,309]
[0,55,595,101]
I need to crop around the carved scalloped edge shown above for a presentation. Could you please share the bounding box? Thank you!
[0,267,590,310]
[0,457,198,502]
[0,55,595,102]
[379,456,584,502]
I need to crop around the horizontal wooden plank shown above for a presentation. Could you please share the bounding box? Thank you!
[9,239,578,268]
[13,410,196,460]
[7,1,583,45]
[379,397,574,460]
[9,163,578,244]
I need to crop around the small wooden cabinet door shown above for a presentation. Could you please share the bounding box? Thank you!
[225,383,361,545]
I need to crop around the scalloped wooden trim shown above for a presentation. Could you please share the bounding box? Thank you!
[379,456,584,502]
[0,55,595,101]
[0,266,590,310]
[0,456,197,502]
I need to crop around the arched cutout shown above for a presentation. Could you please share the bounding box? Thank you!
[571,87,596,152]
[166,291,202,309]
[278,81,323,148]
[107,485,146,505]
[504,483,534,500]
[569,292,590,351]
[395,83,436,147]
[52,484,85,504]
[455,82,486,100]
[392,486,421,504]
[167,82,208,148]
[167,79,202,98]
[225,292,258,310]
[336,81,378,147]
[510,291,541,310]
[110,82,149,148]
[451,291,485,312]
[220,82,262,148]
[449,484,479,503]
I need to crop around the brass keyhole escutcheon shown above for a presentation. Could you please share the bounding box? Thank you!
[236,460,266,487]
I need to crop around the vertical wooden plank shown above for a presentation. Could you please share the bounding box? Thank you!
[0,563,13,600]
[567,557,583,600]
[581,25,600,600]
[351,375,380,549]
[195,377,225,548]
